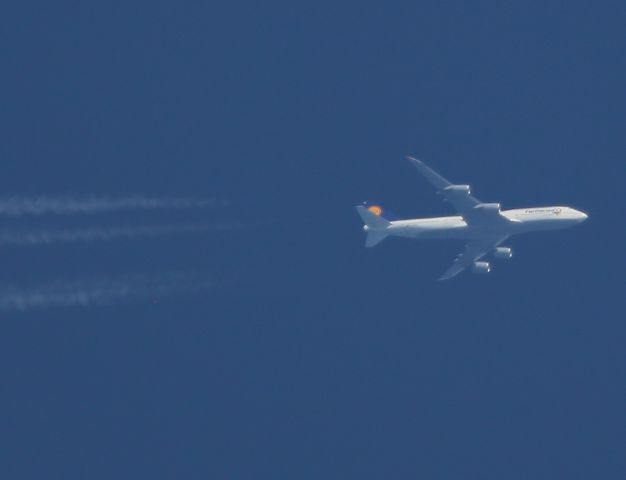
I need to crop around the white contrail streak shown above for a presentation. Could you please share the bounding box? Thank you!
[0,196,225,216]
[0,272,213,312]
[0,222,250,247]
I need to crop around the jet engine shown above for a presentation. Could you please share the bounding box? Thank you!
[474,202,501,212]
[494,247,512,259]
[444,184,471,195]
[472,261,491,274]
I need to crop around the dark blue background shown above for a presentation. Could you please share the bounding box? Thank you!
[1,2,624,478]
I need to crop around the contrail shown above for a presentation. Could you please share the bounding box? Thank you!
[0,272,213,312]
[0,195,225,216]
[0,222,251,247]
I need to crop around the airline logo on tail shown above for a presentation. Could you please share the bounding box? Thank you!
[367,205,383,216]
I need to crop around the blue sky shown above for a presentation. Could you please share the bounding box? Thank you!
[1,2,624,479]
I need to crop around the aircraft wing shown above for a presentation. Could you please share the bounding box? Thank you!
[407,156,482,216]
[439,236,509,281]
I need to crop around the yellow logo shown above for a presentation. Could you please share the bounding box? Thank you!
[368,205,383,216]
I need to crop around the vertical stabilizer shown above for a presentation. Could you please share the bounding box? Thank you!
[355,205,390,229]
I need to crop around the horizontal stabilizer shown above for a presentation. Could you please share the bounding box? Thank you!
[365,231,388,248]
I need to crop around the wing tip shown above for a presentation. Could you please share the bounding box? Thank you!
[438,261,466,281]
[437,270,457,281]
[437,273,456,281]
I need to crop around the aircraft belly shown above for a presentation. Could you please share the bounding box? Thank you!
[390,214,517,241]
[404,225,471,239]
[519,219,579,231]
[403,224,509,240]
[415,228,470,239]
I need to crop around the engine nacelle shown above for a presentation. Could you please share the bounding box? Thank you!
[474,202,501,212]
[472,261,491,274]
[444,184,471,195]
[494,247,512,260]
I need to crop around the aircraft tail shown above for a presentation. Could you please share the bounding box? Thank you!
[364,230,388,247]
[355,204,391,247]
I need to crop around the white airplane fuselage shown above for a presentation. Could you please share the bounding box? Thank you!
[365,206,588,241]
[357,157,588,279]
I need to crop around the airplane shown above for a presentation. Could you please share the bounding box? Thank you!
[356,157,588,280]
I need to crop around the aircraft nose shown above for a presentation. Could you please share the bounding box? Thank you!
[578,211,588,222]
